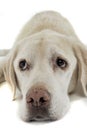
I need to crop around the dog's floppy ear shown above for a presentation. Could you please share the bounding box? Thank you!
[0,58,6,83]
[73,43,87,96]
[3,47,18,100]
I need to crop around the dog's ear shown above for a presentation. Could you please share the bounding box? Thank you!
[3,47,18,100]
[0,58,6,83]
[73,43,87,96]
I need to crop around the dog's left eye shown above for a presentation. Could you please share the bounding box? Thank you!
[56,58,67,69]
[19,60,29,71]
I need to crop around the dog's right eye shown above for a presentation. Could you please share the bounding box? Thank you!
[19,60,29,71]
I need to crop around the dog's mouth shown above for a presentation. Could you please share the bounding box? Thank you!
[29,115,56,122]
[27,107,56,122]
[29,116,51,122]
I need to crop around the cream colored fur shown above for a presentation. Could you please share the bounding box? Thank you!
[0,11,87,121]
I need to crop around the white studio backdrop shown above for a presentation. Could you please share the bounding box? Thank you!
[0,0,87,130]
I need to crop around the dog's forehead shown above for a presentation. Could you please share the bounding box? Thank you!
[17,31,74,60]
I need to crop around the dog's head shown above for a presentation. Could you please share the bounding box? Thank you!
[3,30,87,121]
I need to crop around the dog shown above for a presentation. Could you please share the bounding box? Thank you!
[0,11,87,122]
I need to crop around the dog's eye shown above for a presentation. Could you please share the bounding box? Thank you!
[19,60,29,71]
[56,58,67,69]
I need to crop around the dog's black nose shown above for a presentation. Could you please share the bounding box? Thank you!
[26,88,50,108]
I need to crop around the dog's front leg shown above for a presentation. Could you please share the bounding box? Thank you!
[0,49,10,83]
[0,49,10,56]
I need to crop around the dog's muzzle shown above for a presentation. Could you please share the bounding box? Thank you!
[26,87,51,121]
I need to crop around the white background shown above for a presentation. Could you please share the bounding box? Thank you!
[0,0,87,130]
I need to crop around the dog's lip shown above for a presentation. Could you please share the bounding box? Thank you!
[29,115,48,121]
[28,115,57,122]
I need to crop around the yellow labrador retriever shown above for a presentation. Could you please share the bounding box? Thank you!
[0,11,87,122]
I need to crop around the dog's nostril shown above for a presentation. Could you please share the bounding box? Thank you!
[39,97,47,104]
[27,98,34,104]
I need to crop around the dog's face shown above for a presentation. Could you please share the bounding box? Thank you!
[3,30,87,121]
[14,31,77,121]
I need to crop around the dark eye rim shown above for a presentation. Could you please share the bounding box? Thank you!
[19,59,30,71]
[56,57,68,69]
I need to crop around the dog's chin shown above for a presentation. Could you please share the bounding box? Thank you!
[19,107,68,122]
[22,112,57,122]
